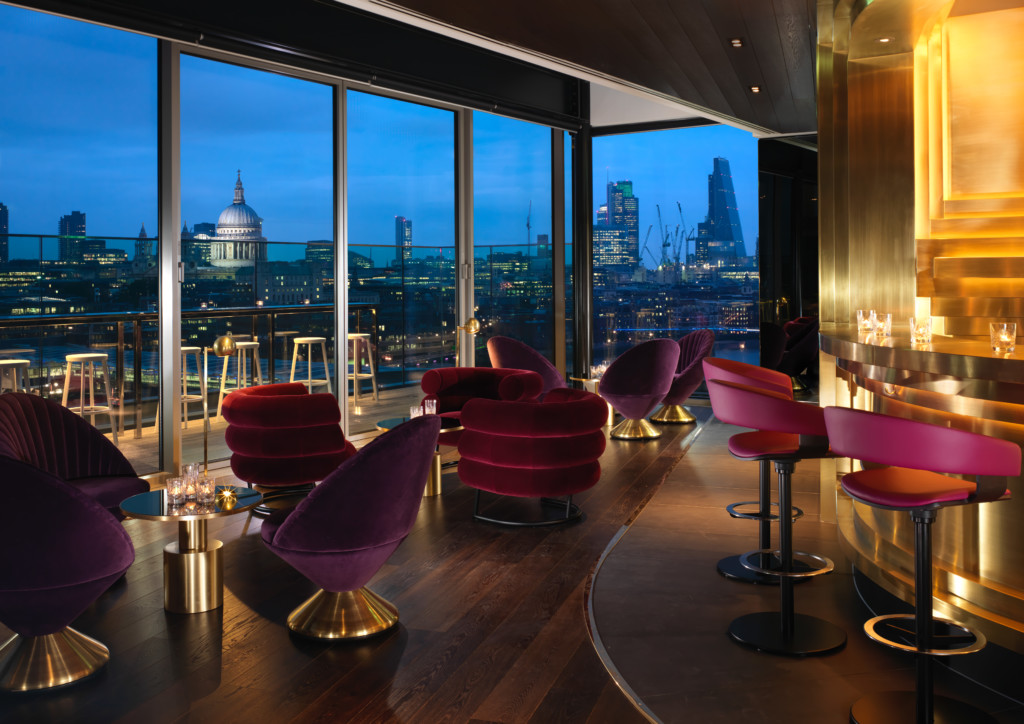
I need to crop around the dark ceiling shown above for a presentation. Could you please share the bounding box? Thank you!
[377,0,819,135]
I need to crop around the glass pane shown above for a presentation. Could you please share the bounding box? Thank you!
[472,112,554,366]
[592,126,759,369]
[0,6,158,472]
[346,90,456,434]
[180,55,334,465]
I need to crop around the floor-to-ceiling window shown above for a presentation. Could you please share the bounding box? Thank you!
[0,4,159,471]
[472,112,555,365]
[345,90,457,433]
[591,125,759,367]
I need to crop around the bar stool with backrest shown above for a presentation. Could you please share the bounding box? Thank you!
[217,338,263,418]
[347,333,378,402]
[706,376,846,655]
[61,352,117,445]
[823,406,1020,724]
[291,336,332,394]
[702,357,800,585]
[0,359,30,394]
[180,346,208,430]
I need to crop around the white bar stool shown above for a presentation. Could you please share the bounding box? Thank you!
[181,346,209,430]
[0,359,30,393]
[347,333,378,402]
[61,352,118,444]
[217,340,263,417]
[290,336,332,393]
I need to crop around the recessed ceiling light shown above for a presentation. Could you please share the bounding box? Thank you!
[749,85,761,94]
[877,37,893,43]
[729,38,744,48]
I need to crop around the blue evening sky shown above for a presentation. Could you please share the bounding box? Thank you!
[0,4,757,263]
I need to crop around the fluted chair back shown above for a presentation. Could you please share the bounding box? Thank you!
[702,357,794,399]
[486,336,566,398]
[223,382,356,489]
[652,329,715,423]
[0,393,147,516]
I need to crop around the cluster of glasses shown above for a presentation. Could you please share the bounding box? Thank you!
[856,309,892,337]
[590,362,610,379]
[410,399,438,418]
[166,462,217,508]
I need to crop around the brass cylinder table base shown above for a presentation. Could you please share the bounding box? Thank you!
[650,404,696,424]
[287,587,399,639]
[164,538,224,614]
[0,628,110,691]
[425,452,443,497]
[610,417,662,440]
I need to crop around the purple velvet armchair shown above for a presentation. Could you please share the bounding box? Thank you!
[598,339,680,440]
[651,329,715,424]
[420,367,543,447]
[261,415,441,639]
[485,335,566,399]
[458,387,608,526]
[223,383,357,507]
[0,392,148,517]
[0,457,135,690]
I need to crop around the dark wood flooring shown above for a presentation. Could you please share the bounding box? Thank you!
[0,415,693,724]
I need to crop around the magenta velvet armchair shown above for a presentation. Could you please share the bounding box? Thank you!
[651,329,715,424]
[457,387,608,526]
[223,382,356,507]
[598,339,680,440]
[485,335,566,398]
[0,392,148,518]
[261,415,441,639]
[420,366,543,447]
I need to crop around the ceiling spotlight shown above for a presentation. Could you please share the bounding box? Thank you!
[877,37,893,43]
[729,38,744,48]
[749,85,761,94]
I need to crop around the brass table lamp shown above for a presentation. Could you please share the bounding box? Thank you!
[455,317,480,367]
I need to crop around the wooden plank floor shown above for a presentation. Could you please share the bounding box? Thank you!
[0,413,702,724]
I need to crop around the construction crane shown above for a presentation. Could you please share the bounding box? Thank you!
[526,200,532,249]
[641,225,659,267]
[676,201,695,266]
[656,204,672,267]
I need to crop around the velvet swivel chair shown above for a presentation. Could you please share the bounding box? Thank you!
[702,357,798,585]
[485,335,566,399]
[651,329,715,424]
[706,377,846,656]
[420,367,543,448]
[261,415,441,639]
[223,382,356,509]
[0,458,135,691]
[0,392,148,518]
[824,407,1019,724]
[458,387,608,526]
[598,339,680,440]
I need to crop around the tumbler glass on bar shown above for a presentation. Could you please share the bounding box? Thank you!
[857,309,876,333]
[990,322,1016,354]
[874,313,892,337]
[909,317,932,344]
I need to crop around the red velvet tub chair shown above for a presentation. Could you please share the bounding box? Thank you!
[457,387,608,526]
[598,338,680,440]
[223,382,356,511]
[261,415,441,639]
[0,392,148,518]
[486,335,567,399]
[651,329,715,424]
[420,366,543,447]
[0,458,135,690]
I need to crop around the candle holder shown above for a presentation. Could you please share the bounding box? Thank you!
[909,317,932,345]
[990,322,1016,355]
[857,309,876,333]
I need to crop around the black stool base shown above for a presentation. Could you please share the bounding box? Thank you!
[716,554,812,585]
[850,690,998,724]
[728,611,846,656]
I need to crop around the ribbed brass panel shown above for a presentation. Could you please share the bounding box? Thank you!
[944,316,1024,337]
[821,325,1024,652]
[934,256,1024,278]
[932,296,1024,318]
[944,197,1024,217]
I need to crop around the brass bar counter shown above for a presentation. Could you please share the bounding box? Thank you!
[819,323,1024,652]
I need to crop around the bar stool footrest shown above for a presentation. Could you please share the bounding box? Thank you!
[726,500,803,522]
[864,613,986,656]
[739,548,834,579]
[717,553,814,585]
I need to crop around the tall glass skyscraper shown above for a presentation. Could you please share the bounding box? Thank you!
[594,180,639,271]
[0,202,8,264]
[696,157,744,265]
[395,215,412,264]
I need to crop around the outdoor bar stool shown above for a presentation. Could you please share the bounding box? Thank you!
[706,377,846,656]
[0,359,30,393]
[180,346,208,430]
[824,407,1020,724]
[291,336,332,394]
[703,357,802,585]
[347,333,378,402]
[217,339,263,418]
[61,352,118,445]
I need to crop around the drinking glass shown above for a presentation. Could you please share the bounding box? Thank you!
[874,313,892,337]
[990,322,1016,354]
[424,399,437,415]
[197,476,216,504]
[409,405,422,418]
[166,477,185,506]
[909,317,932,344]
[857,309,876,333]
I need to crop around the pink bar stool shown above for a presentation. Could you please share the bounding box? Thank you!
[824,407,1020,724]
[703,357,803,586]
[706,377,846,656]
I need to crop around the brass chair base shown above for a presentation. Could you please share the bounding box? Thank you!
[610,417,662,440]
[287,587,399,639]
[650,404,696,424]
[0,628,110,691]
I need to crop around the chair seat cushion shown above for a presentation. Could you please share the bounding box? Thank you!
[841,467,987,509]
[69,475,149,515]
[728,430,802,459]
